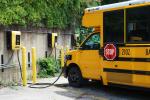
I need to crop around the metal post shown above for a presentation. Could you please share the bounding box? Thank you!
[22,47,27,86]
[32,47,37,84]
[66,46,70,53]
[61,48,65,67]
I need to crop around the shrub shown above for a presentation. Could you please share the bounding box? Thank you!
[37,57,60,78]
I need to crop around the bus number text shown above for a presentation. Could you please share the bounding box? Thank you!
[146,49,150,55]
[121,49,130,56]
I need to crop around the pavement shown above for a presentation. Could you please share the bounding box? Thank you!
[0,77,149,100]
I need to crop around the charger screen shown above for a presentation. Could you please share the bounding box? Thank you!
[16,35,20,45]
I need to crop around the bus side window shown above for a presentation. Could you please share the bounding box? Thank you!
[81,33,100,50]
[126,6,150,43]
[104,10,124,44]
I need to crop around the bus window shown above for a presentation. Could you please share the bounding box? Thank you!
[104,10,124,43]
[81,33,100,50]
[126,6,150,43]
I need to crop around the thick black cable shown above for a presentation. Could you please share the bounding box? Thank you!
[28,68,64,88]
[28,44,64,89]
[17,50,23,80]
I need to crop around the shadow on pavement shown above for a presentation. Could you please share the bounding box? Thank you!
[54,81,150,100]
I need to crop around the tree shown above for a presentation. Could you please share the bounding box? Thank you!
[0,0,129,29]
[0,0,81,29]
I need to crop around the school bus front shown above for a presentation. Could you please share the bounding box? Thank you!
[64,0,150,89]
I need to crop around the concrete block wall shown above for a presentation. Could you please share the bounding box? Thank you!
[0,28,72,83]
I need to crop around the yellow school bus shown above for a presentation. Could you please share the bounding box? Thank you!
[63,0,150,89]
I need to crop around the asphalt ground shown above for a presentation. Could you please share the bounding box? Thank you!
[0,77,149,100]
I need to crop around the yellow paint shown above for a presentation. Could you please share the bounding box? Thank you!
[32,47,37,84]
[119,47,150,58]
[66,45,70,53]
[65,2,150,89]
[126,44,150,46]
[52,33,58,48]
[100,12,103,47]
[82,11,103,28]
[12,31,21,50]
[22,47,27,86]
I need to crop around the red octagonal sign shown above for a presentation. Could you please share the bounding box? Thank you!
[104,44,117,60]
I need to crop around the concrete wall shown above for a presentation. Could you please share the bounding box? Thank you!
[0,28,73,83]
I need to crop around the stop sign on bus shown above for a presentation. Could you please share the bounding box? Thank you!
[104,44,117,60]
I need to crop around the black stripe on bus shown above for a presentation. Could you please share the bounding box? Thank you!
[103,57,150,62]
[103,68,150,75]
[116,58,150,62]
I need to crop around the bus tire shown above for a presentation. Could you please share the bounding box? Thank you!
[68,66,85,88]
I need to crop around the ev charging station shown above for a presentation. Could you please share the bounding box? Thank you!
[48,33,58,48]
[6,31,21,50]
[2,30,65,87]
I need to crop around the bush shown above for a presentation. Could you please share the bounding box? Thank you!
[37,57,60,78]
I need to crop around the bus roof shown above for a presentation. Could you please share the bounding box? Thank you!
[85,0,150,12]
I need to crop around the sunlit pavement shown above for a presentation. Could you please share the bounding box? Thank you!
[0,77,149,100]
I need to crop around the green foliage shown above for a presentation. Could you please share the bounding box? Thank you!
[0,0,82,29]
[0,0,27,26]
[0,0,128,29]
[75,27,94,44]
[37,57,60,78]
[0,0,103,29]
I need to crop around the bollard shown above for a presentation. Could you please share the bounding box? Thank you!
[22,47,27,86]
[66,46,70,53]
[61,48,65,67]
[32,47,37,84]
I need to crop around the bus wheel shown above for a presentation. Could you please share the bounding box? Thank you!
[68,67,84,87]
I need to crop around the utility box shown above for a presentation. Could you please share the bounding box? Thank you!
[47,33,58,48]
[6,31,21,50]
